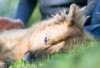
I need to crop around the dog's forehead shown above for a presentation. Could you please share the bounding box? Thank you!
[32,24,68,45]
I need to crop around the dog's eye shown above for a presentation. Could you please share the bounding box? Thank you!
[44,37,48,44]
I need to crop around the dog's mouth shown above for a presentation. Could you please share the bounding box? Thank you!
[22,41,65,61]
[22,36,52,61]
[22,46,52,61]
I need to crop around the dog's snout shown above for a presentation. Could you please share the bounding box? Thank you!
[22,52,31,61]
[22,50,35,61]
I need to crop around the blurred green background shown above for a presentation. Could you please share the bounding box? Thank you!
[0,0,41,27]
[0,0,18,18]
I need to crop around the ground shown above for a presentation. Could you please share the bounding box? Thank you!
[10,41,100,68]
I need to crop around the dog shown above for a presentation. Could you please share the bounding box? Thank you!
[0,4,93,68]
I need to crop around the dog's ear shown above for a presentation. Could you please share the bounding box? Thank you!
[67,4,79,20]
[67,4,88,28]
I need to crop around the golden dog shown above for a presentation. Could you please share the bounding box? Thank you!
[0,4,93,68]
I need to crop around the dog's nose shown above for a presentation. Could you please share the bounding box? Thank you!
[22,50,37,61]
[22,52,32,61]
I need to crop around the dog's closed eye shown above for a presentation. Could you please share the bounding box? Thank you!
[44,37,48,44]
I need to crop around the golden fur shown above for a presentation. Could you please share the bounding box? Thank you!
[0,4,93,67]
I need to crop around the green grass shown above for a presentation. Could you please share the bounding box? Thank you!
[9,41,100,68]
[0,0,41,27]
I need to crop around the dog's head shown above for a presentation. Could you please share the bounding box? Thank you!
[22,4,91,61]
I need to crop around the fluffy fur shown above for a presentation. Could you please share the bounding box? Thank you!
[0,4,93,68]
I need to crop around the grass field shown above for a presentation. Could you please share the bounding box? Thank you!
[0,0,100,68]
[9,41,100,68]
